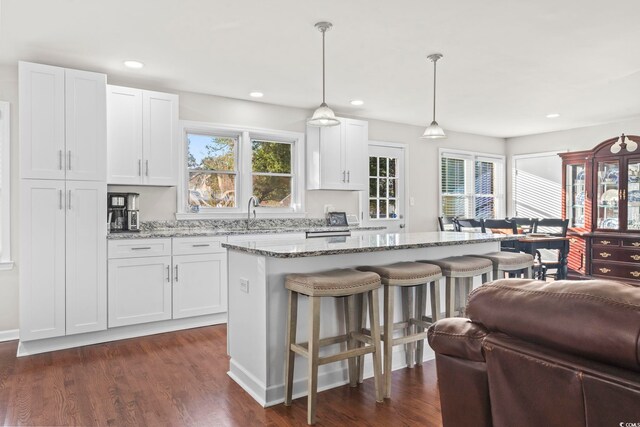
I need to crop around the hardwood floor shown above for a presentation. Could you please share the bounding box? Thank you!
[0,325,443,426]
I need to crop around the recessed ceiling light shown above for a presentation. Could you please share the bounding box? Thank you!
[249,91,264,98]
[546,113,560,119]
[350,100,364,106]
[123,60,144,69]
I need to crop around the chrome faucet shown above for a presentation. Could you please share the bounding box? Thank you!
[247,196,259,229]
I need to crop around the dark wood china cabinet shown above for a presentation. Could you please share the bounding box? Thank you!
[560,134,640,283]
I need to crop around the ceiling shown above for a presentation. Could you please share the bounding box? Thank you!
[1,0,640,138]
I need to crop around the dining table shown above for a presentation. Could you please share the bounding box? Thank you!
[516,235,571,279]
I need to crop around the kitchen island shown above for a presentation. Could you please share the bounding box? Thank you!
[222,231,516,407]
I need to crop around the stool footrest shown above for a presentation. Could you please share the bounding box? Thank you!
[392,331,429,346]
[319,346,373,366]
[410,318,432,329]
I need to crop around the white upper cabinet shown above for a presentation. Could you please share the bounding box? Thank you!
[107,85,178,186]
[306,117,369,191]
[19,62,106,181]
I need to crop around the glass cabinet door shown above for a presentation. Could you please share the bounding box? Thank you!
[628,158,640,231]
[596,160,620,230]
[565,163,586,228]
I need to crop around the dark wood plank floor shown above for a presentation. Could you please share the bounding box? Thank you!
[0,325,443,426]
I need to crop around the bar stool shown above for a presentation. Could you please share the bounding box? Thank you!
[421,256,493,318]
[356,262,442,399]
[284,268,384,425]
[470,252,534,279]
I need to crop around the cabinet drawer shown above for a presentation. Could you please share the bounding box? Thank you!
[108,238,171,259]
[592,262,640,281]
[592,238,620,247]
[172,236,227,255]
[592,248,640,262]
[621,239,640,249]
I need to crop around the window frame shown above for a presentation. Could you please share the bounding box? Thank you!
[250,136,295,209]
[0,101,13,270]
[438,148,505,220]
[177,121,305,219]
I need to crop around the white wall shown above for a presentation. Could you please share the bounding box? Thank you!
[505,117,640,215]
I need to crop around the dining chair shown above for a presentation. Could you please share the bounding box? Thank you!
[532,218,569,280]
[508,217,538,234]
[481,219,518,252]
[438,216,457,231]
[453,218,482,232]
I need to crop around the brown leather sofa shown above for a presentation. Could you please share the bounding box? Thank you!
[427,279,640,427]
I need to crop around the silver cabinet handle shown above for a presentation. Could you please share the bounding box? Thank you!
[131,246,151,250]
[166,265,170,282]
[68,190,71,210]
[192,244,210,247]
[68,151,71,170]
[59,190,63,210]
[347,171,350,183]
[58,150,63,170]
[342,171,346,182]
[145,160,149,176]
[174,265,179,282]
[138,159,142,176]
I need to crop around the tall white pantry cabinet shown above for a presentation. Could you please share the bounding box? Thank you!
[19,62,107,341]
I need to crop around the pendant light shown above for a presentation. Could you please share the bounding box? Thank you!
[421,53,446,139]
[308,22,340,127]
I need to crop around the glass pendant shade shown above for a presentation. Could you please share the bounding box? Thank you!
[421,120,446,139]
[308,102,340,127]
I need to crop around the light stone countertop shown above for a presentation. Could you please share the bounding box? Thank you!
[221,231,518,258]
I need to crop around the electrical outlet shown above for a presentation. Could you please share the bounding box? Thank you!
[410,197,415,206]
[240,278,249,293]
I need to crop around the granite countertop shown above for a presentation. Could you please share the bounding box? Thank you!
[221,231,518,258]
[107,225,385,240]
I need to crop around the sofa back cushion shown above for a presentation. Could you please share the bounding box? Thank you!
[466,279,640,372]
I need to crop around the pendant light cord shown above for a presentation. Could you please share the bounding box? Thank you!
[432,59,437,122]
[322,28,326,104]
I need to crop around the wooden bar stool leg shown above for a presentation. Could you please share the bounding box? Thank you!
[307,296,321,425]
[493,267,500,280]
[401,287,415,368]
[415,283,427,366]
[383,284,394,399]
[482,272,490,283]
[429,279,441,323]
[445,276,455,318]
[368,288,384,403]
[524,266,532,279]
[284,290,298,406]
[357,293,367,383]
[344,295,357,387]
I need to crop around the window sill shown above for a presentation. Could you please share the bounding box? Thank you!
[175,212,308,220]
[0,261,15,271]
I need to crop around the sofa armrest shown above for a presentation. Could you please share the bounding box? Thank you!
[427,318,488,362]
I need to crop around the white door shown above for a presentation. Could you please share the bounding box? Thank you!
[65,181,107,335]
[108,256,172,327]
[343,119,368,191]
[512,152,562,218]
[107,85,143,184]
[19,62,66,180]
[172,253,227,319]
[143,90,178,185]
[318,124,345,189]
[65,69,106,181]
[19,180,66,341]
[360,142,406,231]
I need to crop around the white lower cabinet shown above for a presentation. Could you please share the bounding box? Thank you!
[108,256,172,327]
[172,253,227,319]
[107,236,227,327]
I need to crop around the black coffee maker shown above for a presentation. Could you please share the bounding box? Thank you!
[108,193,140,232]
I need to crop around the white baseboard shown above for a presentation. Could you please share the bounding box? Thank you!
[0,329,19,342]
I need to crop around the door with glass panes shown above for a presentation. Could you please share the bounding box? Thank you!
[361,143,405,231]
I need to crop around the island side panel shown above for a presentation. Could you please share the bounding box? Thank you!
[262,241,499,406]
[227,250,270,406]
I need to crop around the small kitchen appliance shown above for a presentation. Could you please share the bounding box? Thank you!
[108,192,140,232]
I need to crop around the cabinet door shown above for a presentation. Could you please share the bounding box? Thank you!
[143,90,178,186]
[65,69,107,181]
[626,157,640,232]
[65,181,107,335]
[172,253,227,319]
[19,62,66,180]
[343,119,368,190]
[595,159,621,231]
[108,256,172,327]
[107,85,143,184]
[19,180,66,341]
[318,124,346,189]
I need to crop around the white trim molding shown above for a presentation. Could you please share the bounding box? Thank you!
[0,101,12,270]
[0,329,19,343]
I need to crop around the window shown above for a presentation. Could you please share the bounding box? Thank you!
[439,149,505,219]
[0,101,12,270]
[369,156,399,219]
[179,122,304,217]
